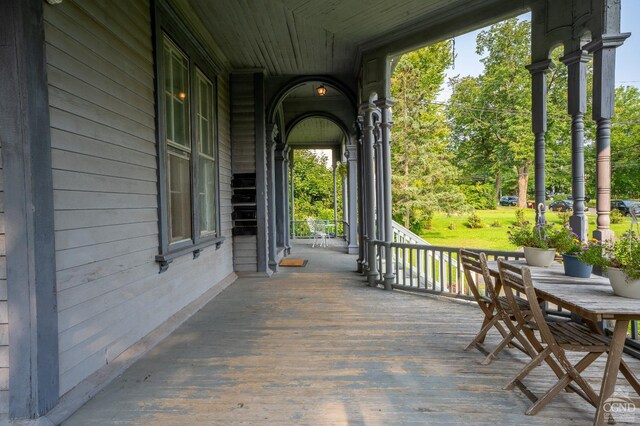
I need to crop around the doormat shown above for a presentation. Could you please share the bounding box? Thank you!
[279,258,308,267]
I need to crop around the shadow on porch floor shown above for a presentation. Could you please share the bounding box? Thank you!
[64,242,639,425]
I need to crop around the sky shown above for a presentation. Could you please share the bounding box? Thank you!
[437,2,640,101]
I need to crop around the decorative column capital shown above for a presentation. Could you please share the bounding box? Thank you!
[583,33,631,53]
[525,59,554,74]
[345,144,358,162]
[559,49,590,66]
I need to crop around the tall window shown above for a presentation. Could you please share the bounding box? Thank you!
[157,31,220,257]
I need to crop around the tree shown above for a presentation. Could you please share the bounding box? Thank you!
[611,86,640,198]
[292,150,342,221]
[449,19,533,207]
[391,41,464,232]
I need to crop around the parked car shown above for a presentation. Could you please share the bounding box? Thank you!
[548,199,573,212]
[500,195,518,206]
[611,200,639,216]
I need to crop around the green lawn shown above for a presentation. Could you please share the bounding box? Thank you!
[419,207,633,251]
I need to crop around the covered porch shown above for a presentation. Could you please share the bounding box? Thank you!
[61,242,639,425]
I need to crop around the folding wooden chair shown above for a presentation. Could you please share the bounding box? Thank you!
[498,260,610,415]
[460,250,529,363]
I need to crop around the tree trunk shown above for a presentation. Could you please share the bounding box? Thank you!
[493,171,502,207]
[516,163,530,208]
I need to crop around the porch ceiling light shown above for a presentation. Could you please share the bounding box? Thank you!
[316,85,327,96]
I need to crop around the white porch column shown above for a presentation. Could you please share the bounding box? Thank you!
[526,60,553,222]
[561,50,590,242]
[346,142,359,254]
[585,33,630,242]
[377,99,395,290]
[363,102,380,286]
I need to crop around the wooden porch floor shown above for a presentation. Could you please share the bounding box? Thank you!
[64,240,640,425]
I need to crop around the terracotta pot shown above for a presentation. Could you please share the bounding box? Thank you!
[523,247,556,267]
[608,267,640,299]
[562,254,593,278]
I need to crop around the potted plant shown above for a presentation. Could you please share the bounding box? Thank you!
[583,232,640,298]
[508,219,562,267]
[554,225,594,278]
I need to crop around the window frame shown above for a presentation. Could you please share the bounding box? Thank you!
[153,0,224,270]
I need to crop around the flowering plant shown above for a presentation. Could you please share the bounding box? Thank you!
[585,232,640,280]
[553,225,582,255]
[507,220,565,250]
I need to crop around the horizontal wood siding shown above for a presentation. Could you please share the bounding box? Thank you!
[231,73,258,272]
[0,138,7,413]
[44,0,233,395]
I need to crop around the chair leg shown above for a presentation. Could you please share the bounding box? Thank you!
[505,346,552,390]
[465,315,500,351]
[525,352,602,415]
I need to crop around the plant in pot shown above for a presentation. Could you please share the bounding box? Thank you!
[507,219,561,267]
[553,225,594,278]
[585,232,640,298]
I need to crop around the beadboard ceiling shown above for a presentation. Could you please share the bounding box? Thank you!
[184,0,529,76]
[287,117,345,148]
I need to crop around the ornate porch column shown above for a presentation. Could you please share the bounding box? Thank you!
[526,59,553,222]
[560,50,590,241]
[356,116,366,272]
[374,118,385,244]
[289,150,296,240]
[377,99,395,290]
[283,146,292,253]
[332,153,338,231]
[266,123,279,271]
[346,142,359,254]
[363,102,380,286]
[274,142,287,253]
[585,33,630,242]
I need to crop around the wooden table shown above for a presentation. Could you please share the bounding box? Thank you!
[488,260,640,425]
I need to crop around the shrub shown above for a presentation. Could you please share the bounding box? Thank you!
[490,219,502,228]
[447,222,456,230]
[514,208,526,226]
[611,209,624,224]
[557,211,571,225]
[466,210,483,229]
[460,183,495,210]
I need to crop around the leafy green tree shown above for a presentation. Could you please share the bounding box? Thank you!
[611,86,640,198]
[292,150,342,221]
[391,41,464,232]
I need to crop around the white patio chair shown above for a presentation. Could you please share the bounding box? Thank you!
[306,217,328,248]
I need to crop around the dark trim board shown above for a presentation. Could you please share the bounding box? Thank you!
[0,0,59,419]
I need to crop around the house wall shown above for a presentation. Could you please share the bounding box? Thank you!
[0,135,6,414]
[231,73,259,272]
[43,0,234,395]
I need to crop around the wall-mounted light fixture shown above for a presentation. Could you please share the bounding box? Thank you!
[316,85,327,96]
[178,92,187,101]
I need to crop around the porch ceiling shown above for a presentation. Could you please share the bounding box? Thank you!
[184,0,530,75]
[287,117,344,148]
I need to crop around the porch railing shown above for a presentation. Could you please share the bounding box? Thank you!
[290,219,347,240]
[370,220,640,357]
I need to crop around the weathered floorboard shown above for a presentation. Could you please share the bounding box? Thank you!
[63,241,640,425]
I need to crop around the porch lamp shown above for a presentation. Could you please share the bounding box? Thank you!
[316,85,327,96]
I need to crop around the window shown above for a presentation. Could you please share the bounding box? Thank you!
[154,17,222,267]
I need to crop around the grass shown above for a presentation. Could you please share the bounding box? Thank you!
[419,206,633,251]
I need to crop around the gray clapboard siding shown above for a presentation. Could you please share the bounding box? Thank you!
[231,74,258,272]
[44,0,234,396]
[54,191,158,211]
[51,129,156,169]
[54,209,158,231]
